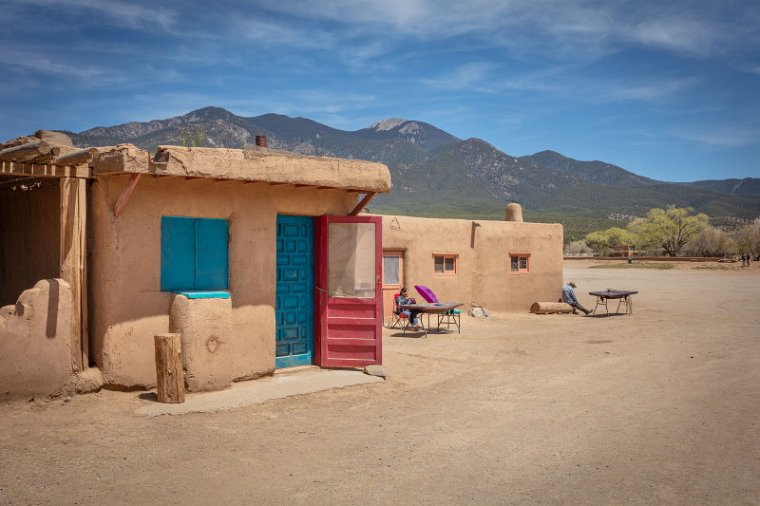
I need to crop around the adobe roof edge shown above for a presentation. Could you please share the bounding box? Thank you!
[0,134,392,192]
[147,146,391,193]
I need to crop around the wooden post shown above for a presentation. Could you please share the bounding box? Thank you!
[60,176,88,371]
[154,333,185,403]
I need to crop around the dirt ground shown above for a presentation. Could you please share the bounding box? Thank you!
[1,261,759,505]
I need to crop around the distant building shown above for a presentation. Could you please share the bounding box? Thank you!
[378,204,564,323]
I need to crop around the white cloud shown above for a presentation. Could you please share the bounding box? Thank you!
[420,62,498,91]
[8,0,177,31]
[0,48,127,85]
[248,0,759,61]
[607,77,700,101]
[676,126,760,147]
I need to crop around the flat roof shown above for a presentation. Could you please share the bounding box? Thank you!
[0,133,392,193]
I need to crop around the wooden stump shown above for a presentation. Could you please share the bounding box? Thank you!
[154,333,185,403]
[530,302,573,314]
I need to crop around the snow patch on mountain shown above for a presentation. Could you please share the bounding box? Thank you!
[370,118,406,131]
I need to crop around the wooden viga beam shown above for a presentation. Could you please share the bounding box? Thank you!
[350,192,376,215]
[113,173,142,216]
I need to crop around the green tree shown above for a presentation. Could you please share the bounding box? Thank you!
[584,230,611,255]
[584,227,635,256]
[684,227,733,257]
[734,220,760,260]
[628,206,709,257]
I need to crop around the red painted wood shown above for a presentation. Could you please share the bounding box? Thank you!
[314,215,383,368]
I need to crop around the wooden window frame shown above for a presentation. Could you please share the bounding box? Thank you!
[433,253,458,276]
[509,253,530,274]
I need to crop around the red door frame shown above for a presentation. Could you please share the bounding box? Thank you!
[314,215,383,368]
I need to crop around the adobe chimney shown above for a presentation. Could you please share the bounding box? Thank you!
[505,202,523,222]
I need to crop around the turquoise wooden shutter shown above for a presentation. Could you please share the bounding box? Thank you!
[195,218,228,290]
[161,216,196,291]
[161,216,228,291]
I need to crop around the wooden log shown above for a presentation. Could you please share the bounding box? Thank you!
[530,302,573,314]
[154,333,185,403]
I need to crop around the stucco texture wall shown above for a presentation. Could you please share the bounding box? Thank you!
[89,174,356,388]
[0,279,74,401]
[380,215,564,313]
[0,183,61,307]
[169,294,234,392]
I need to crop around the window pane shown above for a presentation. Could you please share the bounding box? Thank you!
[511,256,519,272]
[444,257,455,272]
[383,256,400,284]
[328,223,376,297]
[434,256,444,273]
[519,257,528,270]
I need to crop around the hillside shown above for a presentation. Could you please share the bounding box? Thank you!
[68,107,760,238]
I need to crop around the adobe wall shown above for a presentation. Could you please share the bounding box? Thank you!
[0,279,74,401]
[0,183,61,307]
[89,174,356,388]
[381,215,564,312]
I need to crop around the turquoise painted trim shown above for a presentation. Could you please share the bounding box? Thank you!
[275,353,312,368]
[176,291,231,299]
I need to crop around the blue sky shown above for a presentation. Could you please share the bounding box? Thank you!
[1,0,759,182]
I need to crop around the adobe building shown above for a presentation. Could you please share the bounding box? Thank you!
[379,203,564,323]
[0,132,389,400]
[1,132,565,401]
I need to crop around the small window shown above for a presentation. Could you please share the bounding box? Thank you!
[383,255,400,285]
[161,216,229,291]
[510,254,530,273]
[433,254,458,275]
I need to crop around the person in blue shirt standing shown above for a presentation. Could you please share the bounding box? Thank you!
[562,281,591,315]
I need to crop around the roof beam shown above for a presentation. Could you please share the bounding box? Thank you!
[350,192,376,215]
[114,173,142,217]
[0,160,91,178]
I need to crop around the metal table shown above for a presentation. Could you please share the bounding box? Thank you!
[588,290,638,316]
[400,302,464,335]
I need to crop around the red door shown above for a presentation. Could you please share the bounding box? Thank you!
[314,215,382,367]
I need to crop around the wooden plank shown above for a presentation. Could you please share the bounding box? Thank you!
[113,173,142,216]
[350,192,376,215]
[0,161,91,178]
[154,333,185,403]
[60,177,88,371]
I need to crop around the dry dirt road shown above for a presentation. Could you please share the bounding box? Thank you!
[1,263,759,505]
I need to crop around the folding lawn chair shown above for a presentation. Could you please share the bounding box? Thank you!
[389,293,412,334]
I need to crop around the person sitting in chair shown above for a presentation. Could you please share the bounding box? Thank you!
[396,287,423,330]
[562,281,591,315]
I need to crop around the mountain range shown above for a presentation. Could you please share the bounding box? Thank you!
[68,106,760,241]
